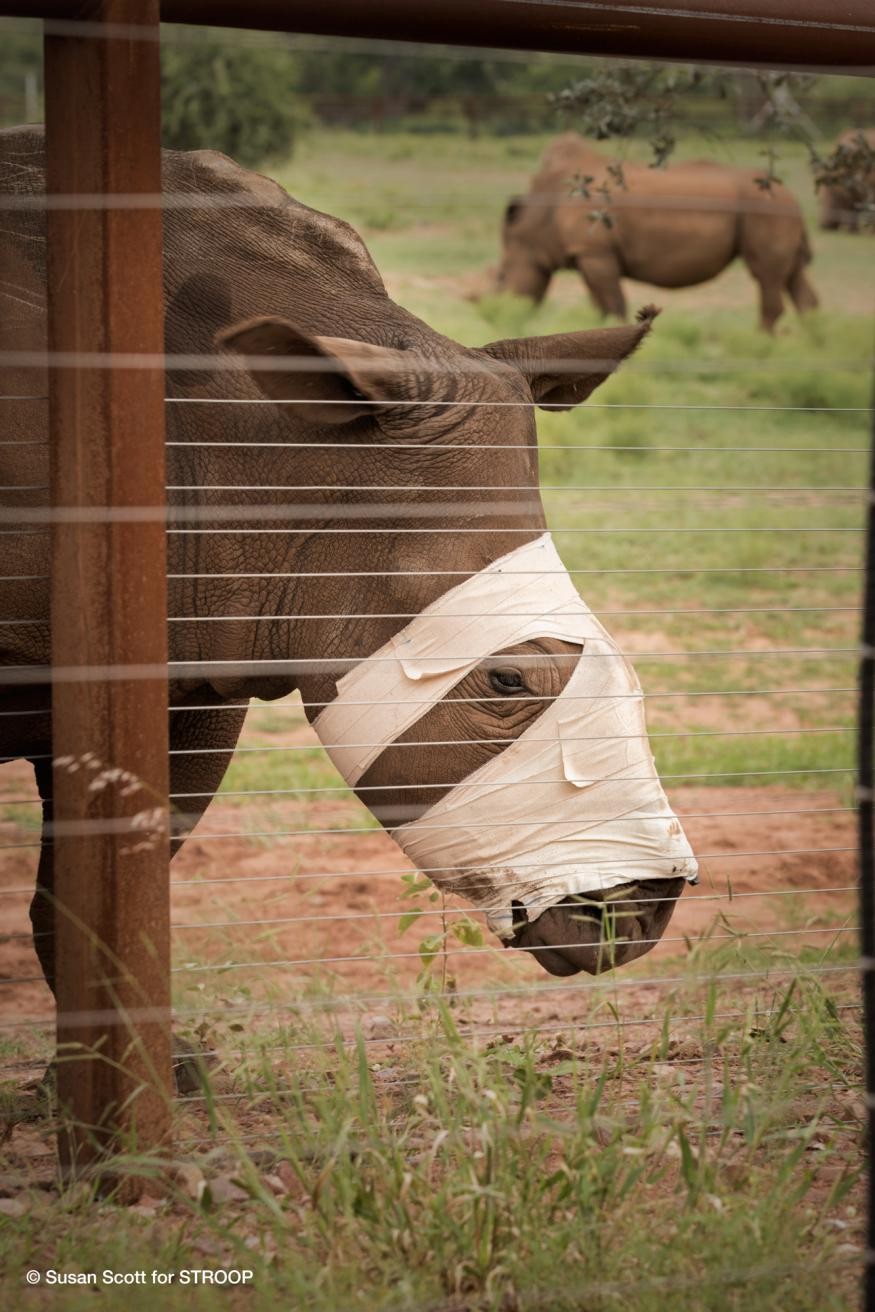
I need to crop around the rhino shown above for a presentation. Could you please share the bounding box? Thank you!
[494,133,819,332]
[817,128,875,232]
[0,124,695,1011]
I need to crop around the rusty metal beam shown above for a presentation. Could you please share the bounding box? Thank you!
[45,0,170,1183]
[1,0,873,73]
[168,0,875,74]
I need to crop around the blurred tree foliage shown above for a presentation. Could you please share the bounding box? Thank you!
[0,22,870,219]
[556,66,875,228]
[161,37,301,166]
[291,46,588,135]
[0,30,42,123]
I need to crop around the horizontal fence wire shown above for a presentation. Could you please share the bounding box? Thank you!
[0,884,856,942]
[0,687,858,722]
[0,965,861,1032]
[159,483,866,492]
[2,441,868,453]
[0,842,859,898]
[0,820,858,856]
[0,606,861,628]
[0,1041,835,1085]
[0,517,865,532]
[0,652,861,692]
[173,997,866,1061]
[0,792,855,834]
[159,924,859,979]
[2,189,874,221]
[163,833,858,887]
[0,568,864,584]
[0,484,861,495]
[0,766,859,828]
[0,351,871,377]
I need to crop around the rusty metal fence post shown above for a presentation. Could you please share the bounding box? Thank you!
[44,0,171,1178]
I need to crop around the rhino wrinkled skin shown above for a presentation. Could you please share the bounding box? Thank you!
[0,125,684,998]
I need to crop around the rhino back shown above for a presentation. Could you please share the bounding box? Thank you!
[161,145,394,368]
[0,127,411,680]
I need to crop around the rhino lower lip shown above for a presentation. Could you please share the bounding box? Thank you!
[507,878,686,976]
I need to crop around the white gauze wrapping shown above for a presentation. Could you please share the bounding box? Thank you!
[314,533,697,939]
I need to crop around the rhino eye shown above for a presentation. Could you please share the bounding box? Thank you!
[489,668,525,694]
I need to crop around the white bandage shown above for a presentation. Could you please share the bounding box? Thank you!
[314,533,697,938]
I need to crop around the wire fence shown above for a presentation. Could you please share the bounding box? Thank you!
[1,362,865,1039]
[0,11,871,1304]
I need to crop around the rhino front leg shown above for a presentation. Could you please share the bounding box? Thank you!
[28,692,247,1059]
[573,252,628,319]
[167,690,249,1093]
[29,756,56,996]
[752,272,786,334]
[168,689,249,853]
[25,692,247,1102]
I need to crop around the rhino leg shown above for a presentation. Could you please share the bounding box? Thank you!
[27,694,247,1101]
[787,266,819,314]
[167,691,249,853]
[29,756,56,996]
[573,253,627,320]
[748,267,787,334]
[28,693,248,997]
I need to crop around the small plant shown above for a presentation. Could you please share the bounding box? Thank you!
[398,871,484,1000]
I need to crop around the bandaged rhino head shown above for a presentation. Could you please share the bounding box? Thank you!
[218,309,697,979]
[0,128,695,1001]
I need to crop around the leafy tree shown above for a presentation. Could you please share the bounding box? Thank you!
[0,28,42,126]
[161,35,302,168]
[555,64,874,228]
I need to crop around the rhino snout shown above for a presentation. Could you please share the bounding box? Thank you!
[507,877,685,977]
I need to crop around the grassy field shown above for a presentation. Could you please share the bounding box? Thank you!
[1,123,872,1309]
[0,951,864,1311]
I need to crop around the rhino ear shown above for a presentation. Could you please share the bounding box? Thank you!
[216,316,409,424]
[504,195,525,226]
[479,305,659,411]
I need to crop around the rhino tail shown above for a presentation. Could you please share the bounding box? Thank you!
[635,303,661,328]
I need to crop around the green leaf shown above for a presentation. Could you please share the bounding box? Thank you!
[417,934,445,968]
[398,909,423,935]
[451,920,484,948]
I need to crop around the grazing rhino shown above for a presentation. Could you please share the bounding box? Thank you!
[0,125,696,1008]
[817,128,875,232]
[495,133,819,332]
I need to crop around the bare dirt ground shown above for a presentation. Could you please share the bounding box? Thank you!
[0,758,862,1269]
[0,751,856,1035]
[439,257,875,320]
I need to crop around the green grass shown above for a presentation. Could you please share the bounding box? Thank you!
[0,947,862,1311]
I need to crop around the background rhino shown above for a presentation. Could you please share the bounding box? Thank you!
[818,127,875,232]
[0,125,687,1002]
[494,133,819,332]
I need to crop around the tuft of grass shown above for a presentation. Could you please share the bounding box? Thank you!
[0,948,862,1310]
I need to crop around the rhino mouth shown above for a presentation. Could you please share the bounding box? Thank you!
[506,876,686,977]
